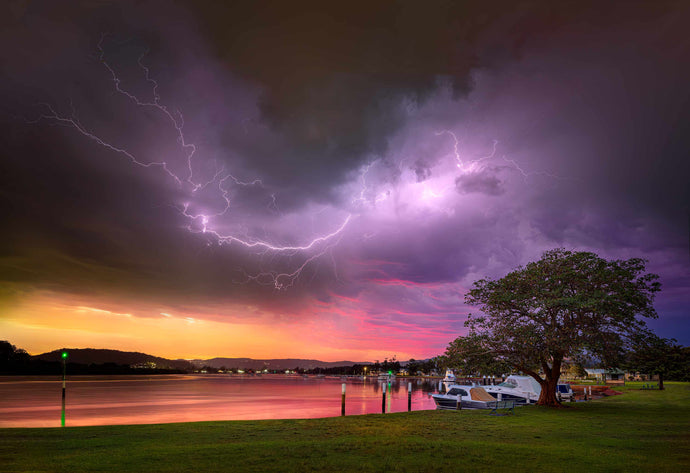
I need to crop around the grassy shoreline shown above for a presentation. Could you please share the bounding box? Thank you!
[1,382,688,472]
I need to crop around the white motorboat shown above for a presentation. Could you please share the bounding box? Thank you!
[431,385,498,410]
[483,375,541,404]
[442,369,456,383]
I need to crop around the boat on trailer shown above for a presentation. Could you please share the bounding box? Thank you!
[431,385,498,410]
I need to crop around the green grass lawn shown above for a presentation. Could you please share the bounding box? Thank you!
[1,382,688,472]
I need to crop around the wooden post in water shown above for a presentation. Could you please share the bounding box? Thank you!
[341,383,346,416]
[407,382,412,412]
[381,383,387,414]
[456,394,462,410]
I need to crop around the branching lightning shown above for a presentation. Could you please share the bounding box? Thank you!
[25,37,564,293]
[30,36,351,290]
[435,130,497,173]
[352,162,389,207]
[435,129,561,181]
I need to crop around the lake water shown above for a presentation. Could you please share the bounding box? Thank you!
[0,375,441,427]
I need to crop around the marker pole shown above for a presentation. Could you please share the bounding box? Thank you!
[407,382,412,412]
[61,353,67,427]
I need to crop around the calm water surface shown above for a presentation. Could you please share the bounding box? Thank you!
[0,375,440,427]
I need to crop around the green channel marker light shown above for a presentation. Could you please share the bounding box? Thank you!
[61,351,68,360]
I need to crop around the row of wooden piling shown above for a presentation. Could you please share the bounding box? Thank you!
[341,382,413,416]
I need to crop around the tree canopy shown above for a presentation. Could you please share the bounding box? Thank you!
[624,331,687,389]
[459,248,660,406]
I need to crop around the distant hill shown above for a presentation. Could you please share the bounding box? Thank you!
[33,348,368,371]
[196,358,370,371]
[34,348,194,371]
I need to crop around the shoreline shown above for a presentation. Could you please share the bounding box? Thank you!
[1,382,687,472]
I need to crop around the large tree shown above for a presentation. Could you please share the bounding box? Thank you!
[462,249,660,406]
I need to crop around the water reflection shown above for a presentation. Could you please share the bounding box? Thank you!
[0,375,440,427]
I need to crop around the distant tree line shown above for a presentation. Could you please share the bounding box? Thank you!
[2,341,447,377]
[0,341,186,376]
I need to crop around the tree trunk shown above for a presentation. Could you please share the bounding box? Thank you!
[535,356,562,407]
[658,373,664,390]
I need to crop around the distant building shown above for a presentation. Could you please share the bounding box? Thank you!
[585,368,625,381]
[625,371,659,382]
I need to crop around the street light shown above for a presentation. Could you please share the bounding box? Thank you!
[61,350,68,427]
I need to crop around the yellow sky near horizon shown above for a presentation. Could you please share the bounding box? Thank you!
[0,292,417,362]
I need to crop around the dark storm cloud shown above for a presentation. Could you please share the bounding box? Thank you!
[413,160,433,183]
[192,0,646,202]
[2,0,690,345]
[455,169,504,195]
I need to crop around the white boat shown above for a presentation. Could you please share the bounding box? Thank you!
[442,369,456,383]
[557,383,573,401]
[483,375,541,404]
[431,385,498,410]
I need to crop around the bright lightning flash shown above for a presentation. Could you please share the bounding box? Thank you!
[30,36,350,290]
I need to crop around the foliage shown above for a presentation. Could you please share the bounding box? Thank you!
[462,248,660,406]
[441,332,512,376]
[0,340,31,374]
[0,340,30,362]
[624,331,688,388]
[563,360,588,379]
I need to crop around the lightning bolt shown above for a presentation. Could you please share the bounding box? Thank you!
[352,161,390,208]
[28,36,351,290]
[435,130,561,181]
[434,130,497,173]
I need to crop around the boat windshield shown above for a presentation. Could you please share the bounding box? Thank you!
[497,381,518,388]
[447,388,468,396]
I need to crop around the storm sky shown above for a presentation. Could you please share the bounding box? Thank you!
[1,0,689,360]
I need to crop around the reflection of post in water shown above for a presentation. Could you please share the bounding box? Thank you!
[381,383,386,413]
[387,381,392,413]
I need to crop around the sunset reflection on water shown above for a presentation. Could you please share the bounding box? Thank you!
[0,375,440,427]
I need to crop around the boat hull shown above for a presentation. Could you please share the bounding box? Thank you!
[431,395,493,410]
[481,391,530,404]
